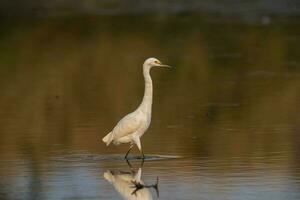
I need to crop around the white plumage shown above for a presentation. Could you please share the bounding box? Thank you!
[102,58,171,159]
[104,168,153,200]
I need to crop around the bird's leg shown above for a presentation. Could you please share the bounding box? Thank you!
[125,144,134,159]
[131,177,160,197]
[140,158,145,167]
[125,158,136,173]
[141,150,145,160]
[146,177,159,198]
[126,158,132,168]
[153,177,160,198]
[132,136,145,160]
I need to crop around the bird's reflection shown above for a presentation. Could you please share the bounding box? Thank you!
[104,160,159,200]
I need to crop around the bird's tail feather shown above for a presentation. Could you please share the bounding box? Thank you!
[102,132,113,146]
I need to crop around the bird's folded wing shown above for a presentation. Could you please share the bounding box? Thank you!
[112,113,143,139]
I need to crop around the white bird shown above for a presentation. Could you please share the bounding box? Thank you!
[104,167,158,200]
[102,58,171,159]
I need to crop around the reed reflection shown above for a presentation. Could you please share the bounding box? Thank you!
[104,160,159,200]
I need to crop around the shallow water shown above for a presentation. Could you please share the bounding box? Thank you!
[0,14,300,200]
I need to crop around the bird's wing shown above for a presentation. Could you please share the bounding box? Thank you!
[112,112,143,139]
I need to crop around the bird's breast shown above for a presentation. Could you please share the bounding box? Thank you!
[137,115,151,136]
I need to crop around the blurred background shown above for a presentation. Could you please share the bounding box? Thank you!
[0,1,300,200]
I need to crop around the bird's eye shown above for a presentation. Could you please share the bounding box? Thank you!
[154,60,160,64]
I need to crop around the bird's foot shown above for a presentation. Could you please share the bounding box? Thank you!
[131,177,160,197]
[131,180,144,196]
[124,145,134,160]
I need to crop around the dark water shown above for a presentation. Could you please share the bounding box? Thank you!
[0,14,300,200]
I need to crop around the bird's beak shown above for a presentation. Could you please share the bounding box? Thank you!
[157,64,171,68]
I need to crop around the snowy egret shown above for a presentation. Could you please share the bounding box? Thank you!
[102,58,171,159]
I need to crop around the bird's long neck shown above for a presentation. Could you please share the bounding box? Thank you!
[139,66,153,113]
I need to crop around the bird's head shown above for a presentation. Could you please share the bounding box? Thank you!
[143,58,171,69]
